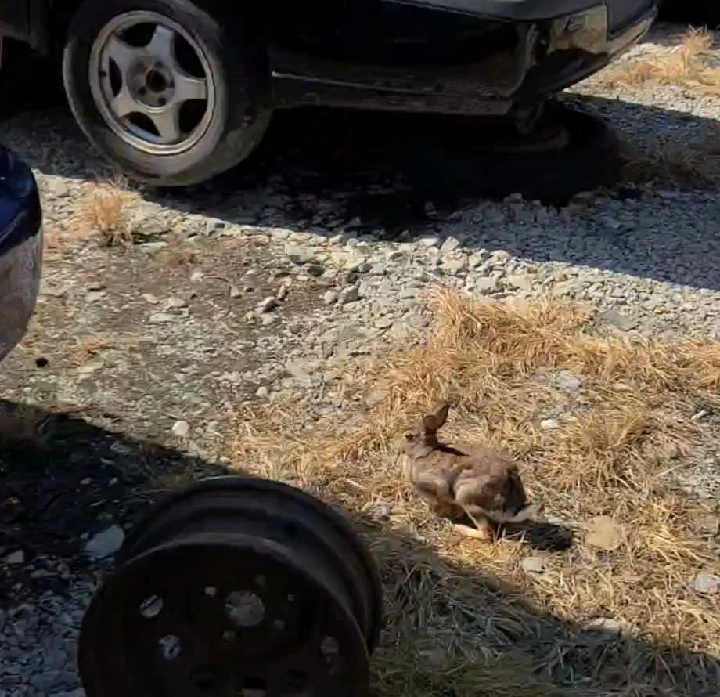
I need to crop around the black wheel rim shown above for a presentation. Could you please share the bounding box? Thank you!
[119,475,383,649]
[78,476,383,697]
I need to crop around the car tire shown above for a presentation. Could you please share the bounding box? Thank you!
[62,0,272,187]
[402,101,621,205]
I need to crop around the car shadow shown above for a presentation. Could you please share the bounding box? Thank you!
[657,4,720,29]
[1,400,718,695]
[151,96,720,293]
[0,56,718,292]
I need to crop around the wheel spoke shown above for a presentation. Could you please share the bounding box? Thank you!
[110,86,137,119]
[145,24,176,65]
[104,34,139,74]
[149,104,182,144]
[174,72,208,103]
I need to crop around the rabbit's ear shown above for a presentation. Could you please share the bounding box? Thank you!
[423,402,450,432]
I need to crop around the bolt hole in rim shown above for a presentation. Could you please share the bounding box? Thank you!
[88,10,217,155]
[158,633,181,660]
[139,594,163,618]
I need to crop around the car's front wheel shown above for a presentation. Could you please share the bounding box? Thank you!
[62,0,272,187]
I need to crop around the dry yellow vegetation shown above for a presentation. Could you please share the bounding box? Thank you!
[74,175,139,247]
[233,289,720,697]
[598,26,720,94]
[620,127,720,187]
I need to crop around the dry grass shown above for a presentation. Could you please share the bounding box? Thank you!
[232,289,720,696]
[73,175,140,247]
[597,27,720,94]
[620,127,720,186]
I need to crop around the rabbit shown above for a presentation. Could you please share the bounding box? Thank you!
[398,401,538,541]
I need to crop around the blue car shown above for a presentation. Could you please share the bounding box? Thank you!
[0,145,42,362]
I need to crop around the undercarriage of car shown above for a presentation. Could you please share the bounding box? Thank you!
[269,2,657,117]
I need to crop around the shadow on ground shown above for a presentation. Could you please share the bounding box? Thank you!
[1,401,718,695]
[155,96,720,293]
[658,4,720,29]
[0,49,718,292]
[0,399,227,579]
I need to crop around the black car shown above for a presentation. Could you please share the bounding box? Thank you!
[0,0,657,187]
[0,145,42,362]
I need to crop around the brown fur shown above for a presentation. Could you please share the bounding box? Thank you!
[398,402,537,541]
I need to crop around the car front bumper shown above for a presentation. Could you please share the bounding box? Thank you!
[0,146,42,362]
[270,1,658,116]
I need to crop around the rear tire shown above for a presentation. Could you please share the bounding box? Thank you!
[62,0,271,187]
[403,101,621,205]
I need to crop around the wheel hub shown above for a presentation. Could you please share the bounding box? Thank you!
[128,58,176,108]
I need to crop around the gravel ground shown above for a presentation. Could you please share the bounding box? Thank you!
[1,22,719,697]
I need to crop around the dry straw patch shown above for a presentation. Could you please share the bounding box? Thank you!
[596,27,720,94]
[618,122,719,189]
[233,289,720,696]
[73,175,140,247]
[620,127,720,187]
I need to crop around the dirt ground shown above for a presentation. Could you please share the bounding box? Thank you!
[0,232,329,586]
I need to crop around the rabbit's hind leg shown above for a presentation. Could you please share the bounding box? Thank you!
[455,507,494,542]
[453,522,493,541]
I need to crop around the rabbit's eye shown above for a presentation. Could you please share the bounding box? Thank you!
[404,433,414,441]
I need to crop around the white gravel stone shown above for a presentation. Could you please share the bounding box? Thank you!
[84,525,124,560]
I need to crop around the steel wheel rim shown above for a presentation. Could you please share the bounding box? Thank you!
[78,476,383,697]
[118,475,384,652]
[78,536,370,697]
[88,10,217,155]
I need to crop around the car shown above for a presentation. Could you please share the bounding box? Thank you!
[0,0,658,188]
[0,145,43,362]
